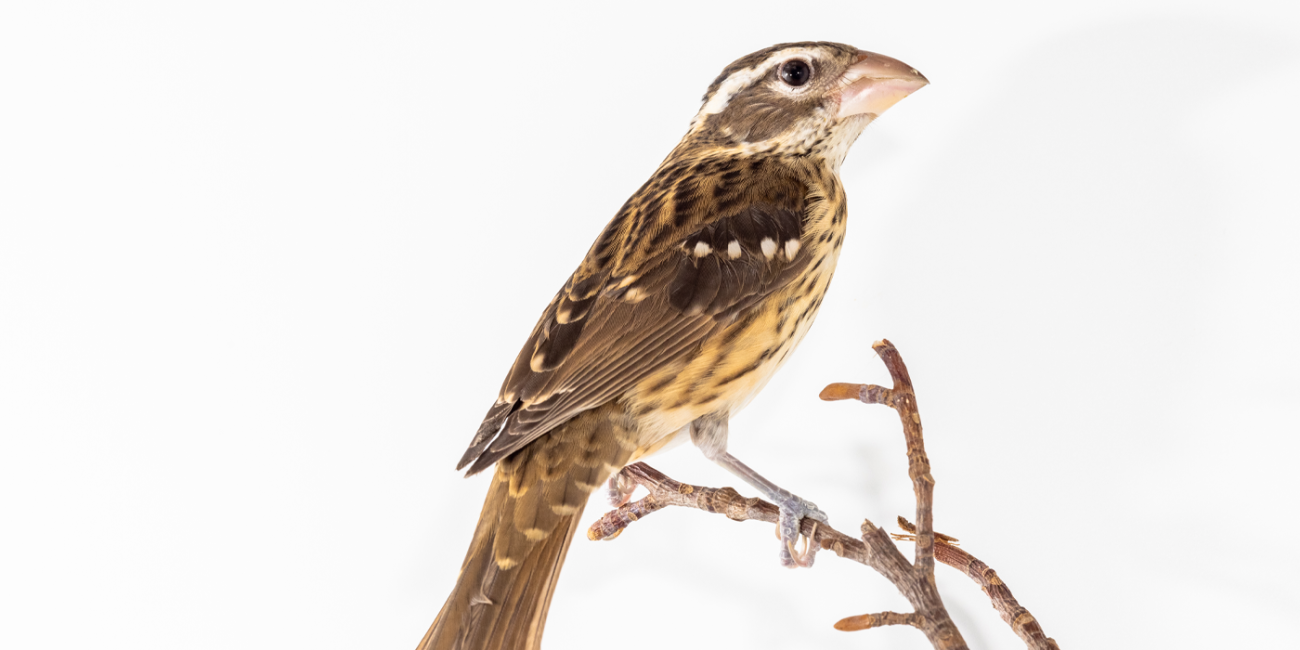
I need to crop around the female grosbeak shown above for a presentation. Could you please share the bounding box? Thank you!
[421,41,926,650]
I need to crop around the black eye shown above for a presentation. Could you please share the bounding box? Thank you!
[779,60,811,87]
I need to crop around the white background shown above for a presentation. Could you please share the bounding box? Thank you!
[2,1,1297,648]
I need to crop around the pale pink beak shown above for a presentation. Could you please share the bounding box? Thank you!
[836,50,928,120]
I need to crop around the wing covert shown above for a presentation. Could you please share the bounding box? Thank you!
[458,164,816,475]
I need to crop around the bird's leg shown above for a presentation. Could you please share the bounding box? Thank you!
[712,451,827,567]
[690,414,827,567]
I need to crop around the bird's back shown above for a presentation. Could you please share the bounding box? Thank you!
[421,41,927,650]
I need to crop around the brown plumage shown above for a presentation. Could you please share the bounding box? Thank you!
[420,41,927,650]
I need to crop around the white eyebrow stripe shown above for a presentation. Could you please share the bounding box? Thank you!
[691,47,823,127]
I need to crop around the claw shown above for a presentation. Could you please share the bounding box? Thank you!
[606,469,637,507]
[788,521,819,568]
[775,497,828,568]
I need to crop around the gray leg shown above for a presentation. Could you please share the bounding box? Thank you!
[690,413,827,567]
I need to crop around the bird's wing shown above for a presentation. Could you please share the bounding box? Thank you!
[458,160,817,475]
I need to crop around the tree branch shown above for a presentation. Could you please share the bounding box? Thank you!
[834,610,923,632]
[588,339,1055,650]
[894,518,1060,650]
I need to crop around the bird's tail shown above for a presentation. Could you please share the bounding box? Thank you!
[416,473,579,650]
[418,406,634,650]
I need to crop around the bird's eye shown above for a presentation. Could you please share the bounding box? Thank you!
[779,60,811,87]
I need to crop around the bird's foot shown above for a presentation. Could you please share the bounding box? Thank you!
[772,492,828,568]
[606,467,637,507]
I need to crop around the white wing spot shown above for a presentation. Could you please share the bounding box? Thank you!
[693,241,712,257]
[529,350,547,373]
[760,238,777,259]
[784,238,801,259]
[727,240,742,259]
[555,304,574,324]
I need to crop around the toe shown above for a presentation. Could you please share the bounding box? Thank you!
[606,472,635,507]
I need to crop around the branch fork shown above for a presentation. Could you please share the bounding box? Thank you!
[589,339,1057,650]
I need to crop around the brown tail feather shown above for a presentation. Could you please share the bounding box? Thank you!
[418,405,635,650]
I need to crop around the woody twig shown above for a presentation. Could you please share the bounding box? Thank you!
[893,517,1059,650]
[589,339,1057,650]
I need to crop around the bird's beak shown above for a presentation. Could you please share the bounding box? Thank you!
[835,50,928,120]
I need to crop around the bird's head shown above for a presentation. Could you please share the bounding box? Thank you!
[686,42,927,169]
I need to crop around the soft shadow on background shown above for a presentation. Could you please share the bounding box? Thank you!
[1,2,1296,649]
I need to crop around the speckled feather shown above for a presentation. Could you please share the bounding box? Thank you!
[455,44,869,478]
[457,154,837,476]
[423,42,886,650]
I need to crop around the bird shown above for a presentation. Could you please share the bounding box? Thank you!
[418,41,927,650]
